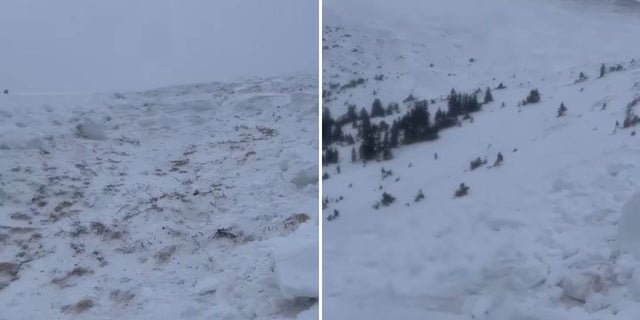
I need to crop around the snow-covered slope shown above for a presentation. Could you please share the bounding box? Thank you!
[322,0,640,319]
[0,75,318,320]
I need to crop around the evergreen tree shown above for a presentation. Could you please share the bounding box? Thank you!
[434,108,455,129]
[381,192,396,206]
[463,93,481,113]
[382,131,393,160]
[326,209,339,221]
[359,108,371,137]
[351,147,357,163]
[600,63,606,78]
[447,89,481,115]
[324,147,339,164]
[447,89,461,117]
[484,87,493,104]
[470,157,486,170]
[332,123,344,143]
[347,105,357,125]
[372,125,383,161]
[371,98,386,118]
[401,100,437,144]
[344,134,355,145]
[525,89,541,104]
[378,120,389,132]
[414,189,425,202]
[389,120,400,148]
[557,102,567,117]
[493,152,503,167]
[385,104,394,116]
[454,183,470,197]
[578,72,587,81]
[403,94,416,103]
[322,108,335,146]
[358,109,377,161]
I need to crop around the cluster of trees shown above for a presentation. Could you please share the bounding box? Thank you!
[323,147,339,165]
[601,63,624,78]
[373,192,396,209]
[323,88,490,163]
[522,89,541,105]
[470,157,487,170]
[470,152,503,170]
[623,96,640,128]
[322,107,355,147]
[446,89,482,117]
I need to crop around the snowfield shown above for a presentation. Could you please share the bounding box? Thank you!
[0,75,318,320]
[322,0,640,319]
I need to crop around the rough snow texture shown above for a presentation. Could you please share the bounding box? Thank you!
[0,75,318,319]
[323,0,640,319]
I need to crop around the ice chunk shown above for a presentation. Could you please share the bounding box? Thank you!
[271,222,318,300]
[618,192,640,259]
[285,164,318,189]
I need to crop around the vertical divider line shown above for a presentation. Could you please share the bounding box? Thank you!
[318,0,324,317]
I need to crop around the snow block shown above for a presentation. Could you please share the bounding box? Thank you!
[76,119,106,140]
[279,145,318,189]
[618,192,640,259]
[271,222,318,300]
[285,164,318,189]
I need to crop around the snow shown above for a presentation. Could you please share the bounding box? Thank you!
[271,221,319,299]
[323,0,640,318]
[617,192,640,259]
[0,74,318,319]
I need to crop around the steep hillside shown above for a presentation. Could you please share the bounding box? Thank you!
[322,0,640,319]
[0,75,318,320]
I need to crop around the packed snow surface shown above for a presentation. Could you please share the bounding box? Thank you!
[0,75,318,319]
[323,0,640,318]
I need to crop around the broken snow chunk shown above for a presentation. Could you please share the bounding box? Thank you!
[76,119,106,140]
[285,164,318,189]
[272,222,318,300]
[618,192,640,259]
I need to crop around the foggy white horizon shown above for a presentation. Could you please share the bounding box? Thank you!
[0,0,318,93]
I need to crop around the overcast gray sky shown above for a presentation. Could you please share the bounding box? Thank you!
[0,0,318,93]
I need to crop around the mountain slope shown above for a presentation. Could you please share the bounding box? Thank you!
[322,0,640,319]
[0,75,318,320]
